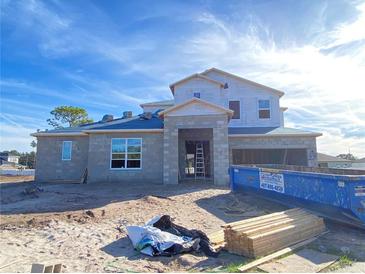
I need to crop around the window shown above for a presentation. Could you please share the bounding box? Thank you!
[111,138,142,169]
[193,92,200,98]
[258,99,270,119]
[229,100,240,119]
[62,141,72,161]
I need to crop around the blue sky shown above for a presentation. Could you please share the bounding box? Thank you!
[1,0,365,157]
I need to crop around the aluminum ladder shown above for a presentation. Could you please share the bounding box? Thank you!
[195,142,206,180]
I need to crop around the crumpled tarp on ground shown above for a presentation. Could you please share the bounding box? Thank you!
[126,215,219,257]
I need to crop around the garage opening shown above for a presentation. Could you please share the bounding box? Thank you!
[232,149,308,166]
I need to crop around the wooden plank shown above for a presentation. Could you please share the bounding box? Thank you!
[225,210,309,231]
[258,248,339,273]
[225,209,305,228]
[243,214,318,236]
[225,224,325,257]
[252,227,326,257]
[237,231,329,272]
[224,208,302,228]
[249,218,323,240]
[251,225,325,251]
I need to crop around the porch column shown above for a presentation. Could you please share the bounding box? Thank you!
[213,122,229,186]
[163,117,179,184]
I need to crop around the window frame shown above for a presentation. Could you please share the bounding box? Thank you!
[193,92,201,98]
[62,141,72,161]
[229,100,241,120]
[110,138,142,170]
[258,99,271,119]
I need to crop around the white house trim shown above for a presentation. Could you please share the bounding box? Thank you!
[159,97,234,117]
[31,132,88,137]
[83,129,164,133]
[169,73,225,93]
[229,133,322,137]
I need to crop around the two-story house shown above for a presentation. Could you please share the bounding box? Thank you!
[32,68,321,185]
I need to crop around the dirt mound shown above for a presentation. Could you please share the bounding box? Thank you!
[140,195,171,205]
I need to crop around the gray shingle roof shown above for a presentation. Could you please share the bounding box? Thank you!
[140,100,174,106]
[89,116,163,130]
[317,153,350,162]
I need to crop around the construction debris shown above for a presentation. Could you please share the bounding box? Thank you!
[237,231,328,272]
[126,215,220,257]
[223,208,326,258]
[23,185,43,197]
[31,263,62,273]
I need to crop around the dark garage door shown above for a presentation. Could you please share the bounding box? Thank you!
[232,148,308,166]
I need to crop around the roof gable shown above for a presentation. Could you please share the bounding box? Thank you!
[159,98,233,117]
[317,153,351,162]
[201,68,285,97]
[169,73,225,94]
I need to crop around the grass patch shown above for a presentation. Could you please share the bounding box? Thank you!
[329,255,354,271]
[222,263,248,273]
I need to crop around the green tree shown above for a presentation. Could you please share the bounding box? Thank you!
[336,153,357,161]
[30,140,37,149]
[1,150,20,156]
[19,152,36,169]
[47,106,93,129]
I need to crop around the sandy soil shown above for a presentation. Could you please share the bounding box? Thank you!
[0,175,34,184]
[0,179,364,272]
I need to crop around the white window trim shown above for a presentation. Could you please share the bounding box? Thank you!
[110,138,142,170]
[229,100,241,120]
[62,141,72,161]
[258,99,271,120]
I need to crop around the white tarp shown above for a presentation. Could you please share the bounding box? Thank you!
[126,216,193,256]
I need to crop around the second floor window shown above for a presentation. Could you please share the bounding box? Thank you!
[229,100,240,119]
[193,92,200,98]
[258,99,270,119]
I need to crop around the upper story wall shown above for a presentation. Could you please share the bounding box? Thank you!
[173,71,283,127]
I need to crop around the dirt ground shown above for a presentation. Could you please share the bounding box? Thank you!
[0,175,34,184]
[0,176,364,272]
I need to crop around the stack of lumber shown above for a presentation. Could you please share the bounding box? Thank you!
[208,230,225,249]
[223,208,326,258]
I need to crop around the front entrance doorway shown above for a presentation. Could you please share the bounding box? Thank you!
[184,140,211,179]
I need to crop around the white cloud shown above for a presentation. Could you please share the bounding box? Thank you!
[2,0,365,157]
[328,2,365,47]
[0,114,38,152]
[178,8,365,157]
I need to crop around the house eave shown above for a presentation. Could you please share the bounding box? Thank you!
[169,73,225,94]
[159,97,234,118]
[83,129,164,134]
[31,132,88,137]
[228,133,322,138]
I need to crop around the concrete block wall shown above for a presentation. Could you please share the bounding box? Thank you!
[228,136,318,167]
[35,136,89,182]
[87,132,163,184]
[163,114,230,185]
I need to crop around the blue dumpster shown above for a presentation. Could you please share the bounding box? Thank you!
[230,165,365,228]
